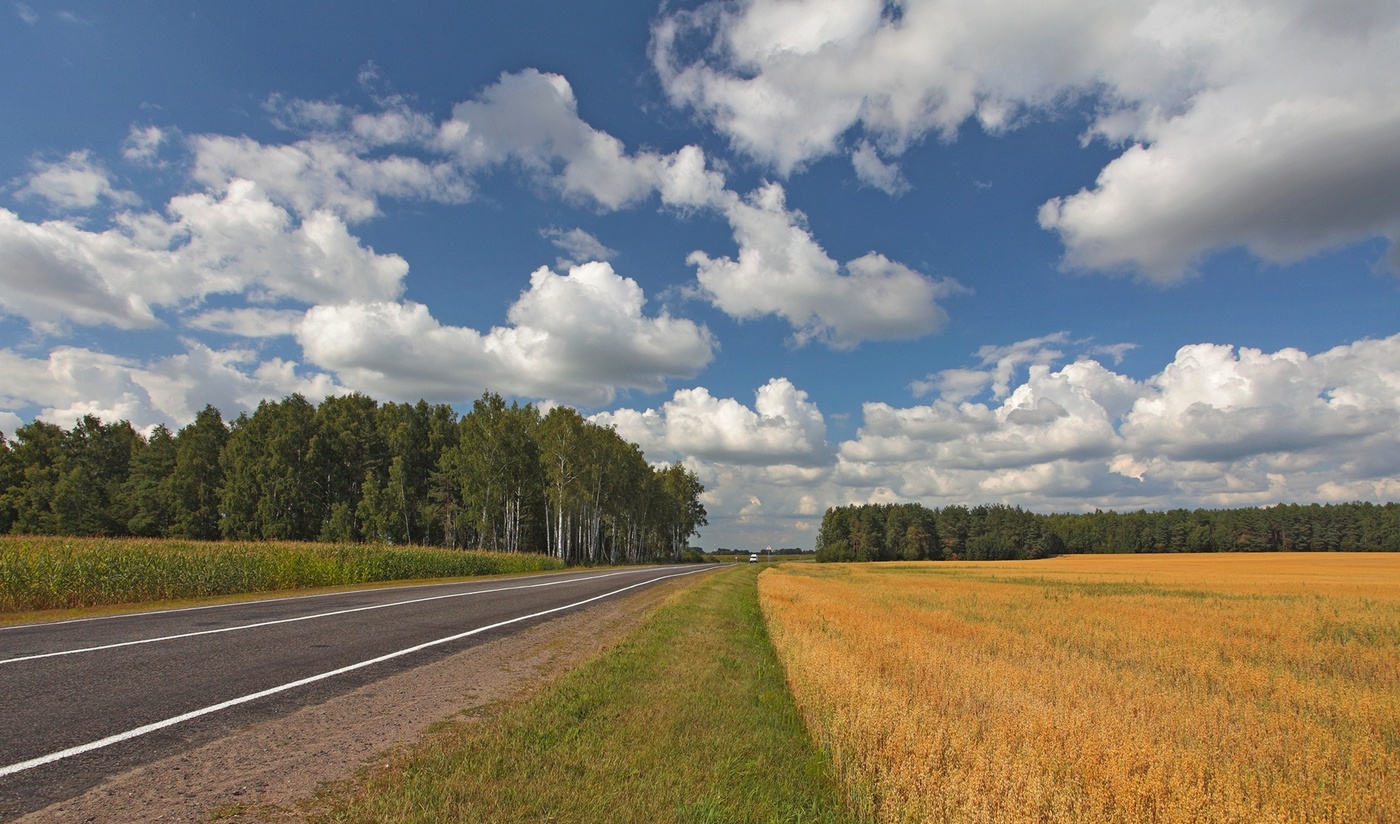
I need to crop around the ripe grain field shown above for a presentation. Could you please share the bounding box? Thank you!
[760,554,1400,823]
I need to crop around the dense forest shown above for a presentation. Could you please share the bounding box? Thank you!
[0,392,706,565]
[815,501,1400,562]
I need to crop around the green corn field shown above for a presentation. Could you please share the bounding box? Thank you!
[0,535,565,613]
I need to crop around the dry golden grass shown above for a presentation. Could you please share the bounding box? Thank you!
[759,554,1400,823]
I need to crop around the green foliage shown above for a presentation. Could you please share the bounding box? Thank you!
[219,395,320,541]
[0,391,706,565]
[122,423,176,537]
[0,535,564,612]
[359,400,445,546]
[816,501,1400,562]
[815,503,942,562]
[445,393,545,553]
[168,405,228,540]
[533,403,706,565]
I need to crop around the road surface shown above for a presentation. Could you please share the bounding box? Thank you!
[0,564,716,819]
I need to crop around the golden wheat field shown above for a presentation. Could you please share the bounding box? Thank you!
[759,554,1400,823]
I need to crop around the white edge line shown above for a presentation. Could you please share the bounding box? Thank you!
[1,567,657,664]
[0,565,720,779]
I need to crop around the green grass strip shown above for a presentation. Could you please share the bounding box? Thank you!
[311,566,848,824]
[0,535,564,612]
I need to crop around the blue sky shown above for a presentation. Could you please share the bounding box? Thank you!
[3,0,1399,550]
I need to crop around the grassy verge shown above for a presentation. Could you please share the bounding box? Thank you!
[0,535,564,613]
[308,565,847,824]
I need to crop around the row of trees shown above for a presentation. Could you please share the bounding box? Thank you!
[816,500,1400,562]
[815,503,1059,562]
[0,393,706,565]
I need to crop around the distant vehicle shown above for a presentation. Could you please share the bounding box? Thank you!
[749,553,759,563]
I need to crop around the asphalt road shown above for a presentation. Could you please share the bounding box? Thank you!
[0,564,717,819]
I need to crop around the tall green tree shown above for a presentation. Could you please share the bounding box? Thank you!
[219,395,318,540]
[658,461,707,561]
[51,415,138,536]
[122,424,177,537]
[360,400,448,545]
[309,393,384,542]
[449,393,544,553]
[536,406,592,561]
[168,405,229,540]
[0,421,65,534]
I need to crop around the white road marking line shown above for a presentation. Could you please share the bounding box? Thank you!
[0,567,662,664]
[0,565,719,779]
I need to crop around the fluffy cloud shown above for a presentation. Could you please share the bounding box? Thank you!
[411,69,947,347]
[160,182,409,305]
[437,69,729,212]
[297,261,715,406]
[847,360,1130,474]
[190,134,469,222]
[597,377,830,466]
[0,343,341,431]
[204,72,729,218]
[655,0,1400,278]
[7,69,938,353]
[185,307,305,338]
[839,333,1400,509]
[597,378,836,549]
[16,151,138,210]
[850,140,910,196]
[437,71,948,346]
[653,0,1116,172]
[0,208,167,329]
[1119,340,1400,464]
[911,332,1070,401]
[543,226,617,268]
[689,182,960,348]
[0,181,408,331]
[122,125,168,166]
[0,71,747,406]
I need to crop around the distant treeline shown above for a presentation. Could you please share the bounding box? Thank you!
[711,547,812,556]
[0,392,706,565]
[816,501,1400,562]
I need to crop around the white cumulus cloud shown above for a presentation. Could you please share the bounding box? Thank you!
[0,342,342,431]
[597,377,830,466]
[296,261,715,406]
[190,134,469,223]
[122,125,168,166]
[0,181,409,331]
[850,140,910,196]
[436,69,729,212]
[838,332,1400,510]
[543,226,617,268]
[655,0,1400,279]
[16,150,139,210]
[689,182,960,348]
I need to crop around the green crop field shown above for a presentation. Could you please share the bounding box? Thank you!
[0,535,564,615]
